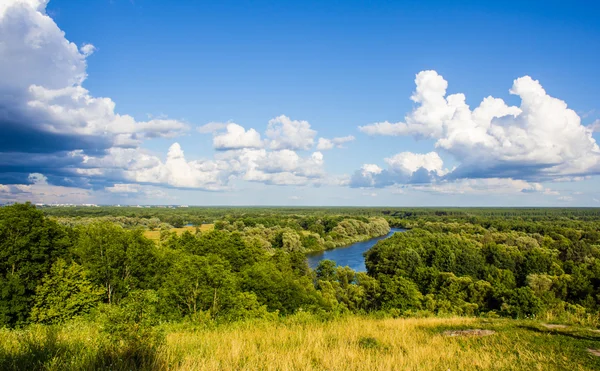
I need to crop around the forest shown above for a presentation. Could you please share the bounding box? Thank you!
[2,203,600,370]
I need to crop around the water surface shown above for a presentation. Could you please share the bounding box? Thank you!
[306,228,405,272]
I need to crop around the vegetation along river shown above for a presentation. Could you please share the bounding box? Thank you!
[306,228,406,272]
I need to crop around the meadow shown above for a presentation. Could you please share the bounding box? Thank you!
[2,315,600,370]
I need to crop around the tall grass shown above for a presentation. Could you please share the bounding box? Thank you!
[161,316,600,370]
[2,315,600,370]
[0,320,165,371]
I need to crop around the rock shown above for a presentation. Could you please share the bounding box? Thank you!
[541,324,568,329]
[587,349,600,357]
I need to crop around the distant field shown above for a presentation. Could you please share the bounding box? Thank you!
[143,224,214,242]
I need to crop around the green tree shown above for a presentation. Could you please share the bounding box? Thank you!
[75,223,158,304]
[377,275,423,312]
[30,259,105,324]
[160,253,237,318]
[0,203,72,327]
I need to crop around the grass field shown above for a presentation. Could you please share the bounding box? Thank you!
[143,224,214,242]
[2,315,600,370]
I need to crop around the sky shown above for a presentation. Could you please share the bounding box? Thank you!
[1,0,600,206]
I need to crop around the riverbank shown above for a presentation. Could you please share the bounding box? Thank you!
[322,227,392,250]
[306,228,405,272]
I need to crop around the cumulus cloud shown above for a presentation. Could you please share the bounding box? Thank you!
[85,143,233,191]
[359,70,600,182]
[83,140,329,190]
[227,149,326,186]
[316,135,355,150]
[25,80,189,145]
[350,152,448,188]
[385,152,448,176]
[212,123,263,150]
[266,115,316,151]
[0,0,188,187]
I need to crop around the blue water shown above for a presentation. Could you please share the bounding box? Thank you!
[306,228,406,272]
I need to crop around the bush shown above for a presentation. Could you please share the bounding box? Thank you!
[98,290,164,369]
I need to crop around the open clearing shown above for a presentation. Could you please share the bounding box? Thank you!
[143,224,214,242]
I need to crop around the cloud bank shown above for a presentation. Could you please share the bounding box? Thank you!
[0,0,348,202]
[355,70,600,191]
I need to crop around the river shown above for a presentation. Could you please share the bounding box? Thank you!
[306,228,406,272]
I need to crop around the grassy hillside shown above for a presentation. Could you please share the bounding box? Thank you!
[2,315,600,370]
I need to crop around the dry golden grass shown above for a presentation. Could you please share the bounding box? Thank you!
[2,315,599,370]
[144,224,214,242]
[158,316,599,371]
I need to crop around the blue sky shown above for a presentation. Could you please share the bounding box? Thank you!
[1,0,600,206]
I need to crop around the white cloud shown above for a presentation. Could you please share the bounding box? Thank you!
[384,152,447,176]
[0,1,341,199]
[78,144,231,191]
[558,196,573,202]
[266,115,316,151]
[104,183,173,200]
[0,0,188,155]
[235,149,326,186]
[80,43,96,57]
[316,138,334,151]
[587,119,600,133]
[127,143,231,190]
[412,178,557,195]
[26,84,189,144]
[0,173,92,204]
[197,122,228,134]
[350,152,447,188]
[359,70,600,182]
[213,123,263,150]
[316,135,355,150]
[28,172,48,185]
[83,141,330,190]
[105,184,142,193]
[0,0,88,94]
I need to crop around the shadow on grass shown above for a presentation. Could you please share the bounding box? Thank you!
[518,325,600,342]
[0,326,167,371]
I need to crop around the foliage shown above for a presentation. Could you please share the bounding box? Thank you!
[3,203,600,367]
[30,259,105,324]
[0,203,72,327]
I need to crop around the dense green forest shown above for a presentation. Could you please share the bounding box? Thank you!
[4,204,600,325]
[2,203,600,369]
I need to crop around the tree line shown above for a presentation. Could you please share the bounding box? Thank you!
[2,203,600,330]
